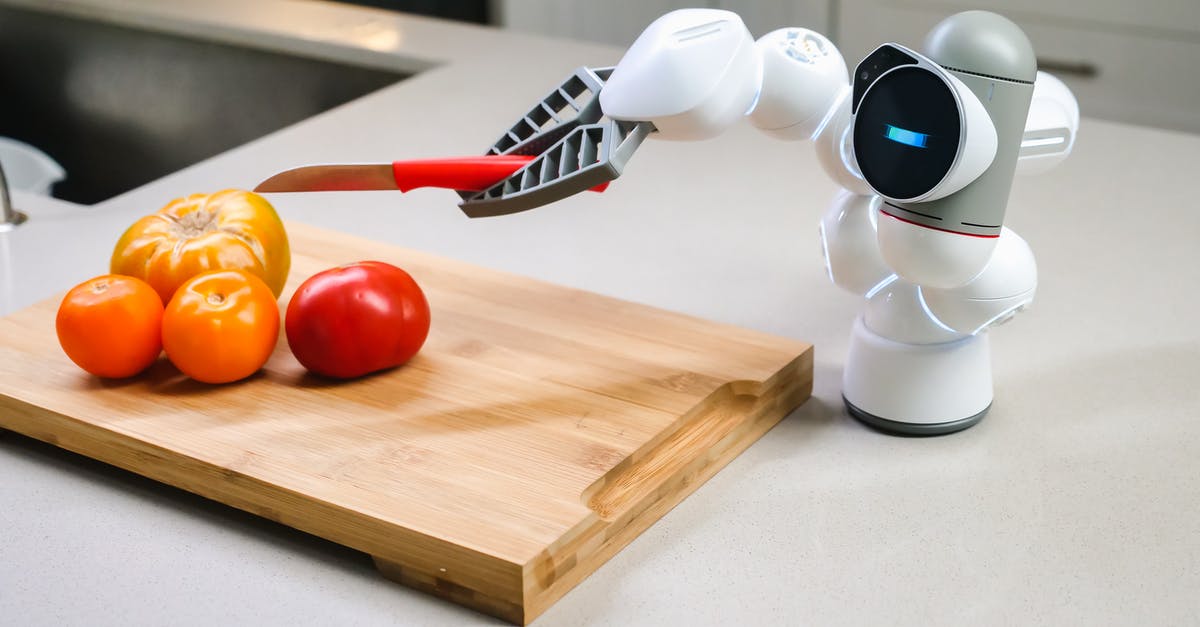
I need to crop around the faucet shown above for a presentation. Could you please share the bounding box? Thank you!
[0,160,28,231]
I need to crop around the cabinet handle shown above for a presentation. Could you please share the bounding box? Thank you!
[1036,58,1099,78]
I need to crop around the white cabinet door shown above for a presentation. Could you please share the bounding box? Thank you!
[836,0,1200,133]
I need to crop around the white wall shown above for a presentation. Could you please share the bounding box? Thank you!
[493,0,833,46]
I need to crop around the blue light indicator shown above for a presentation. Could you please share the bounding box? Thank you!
[884,124,929,148]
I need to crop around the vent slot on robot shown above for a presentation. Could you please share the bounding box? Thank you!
[673,20,728,43]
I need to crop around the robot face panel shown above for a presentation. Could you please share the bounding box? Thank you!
[853,67,961,200]
[851,43,997,204]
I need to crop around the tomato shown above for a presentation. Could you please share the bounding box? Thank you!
[111,189,290,304]
[56,275,163,378]
[161,270,280,384]
[285,261,430,379]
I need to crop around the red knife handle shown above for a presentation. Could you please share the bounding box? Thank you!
[391,156,609,193]
[391,156,531,192]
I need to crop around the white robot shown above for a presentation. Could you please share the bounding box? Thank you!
[259,9,1079,435]
[595,9,1078,434]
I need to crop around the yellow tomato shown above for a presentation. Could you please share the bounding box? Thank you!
[110,189,290,304]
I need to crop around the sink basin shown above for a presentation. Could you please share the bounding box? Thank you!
[0,4,408,204]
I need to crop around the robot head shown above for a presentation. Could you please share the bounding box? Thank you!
[851,44,997,203]
[851,12,1037,288]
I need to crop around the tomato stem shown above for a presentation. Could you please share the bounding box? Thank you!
[173,209,219,238]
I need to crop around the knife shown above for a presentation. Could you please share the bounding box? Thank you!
[254,155,609,194]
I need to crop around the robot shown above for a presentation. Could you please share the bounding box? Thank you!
[737,12,1079,434]
[600,9,1080,434]
[258,9,1079,435]
[591,9,1078,434]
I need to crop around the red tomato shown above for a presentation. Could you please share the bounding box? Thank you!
[285,261,430,379]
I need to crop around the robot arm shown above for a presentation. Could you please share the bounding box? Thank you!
[456,9,844,217]
[463,8,1077,220]
[598,13,870,193]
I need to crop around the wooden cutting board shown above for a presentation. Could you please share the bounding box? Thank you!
[0,222,812,624]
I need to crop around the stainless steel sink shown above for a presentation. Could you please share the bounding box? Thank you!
[0,4,408,205]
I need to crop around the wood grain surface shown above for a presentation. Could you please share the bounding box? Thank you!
[0,222,812,624]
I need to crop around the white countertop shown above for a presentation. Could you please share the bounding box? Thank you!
[2,1,1199,625]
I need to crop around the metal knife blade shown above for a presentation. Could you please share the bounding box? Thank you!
[254,164,397,193]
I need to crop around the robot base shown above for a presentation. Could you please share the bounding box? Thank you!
[842,316,992,435]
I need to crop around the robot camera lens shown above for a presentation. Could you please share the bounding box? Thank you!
[860,70,869,80]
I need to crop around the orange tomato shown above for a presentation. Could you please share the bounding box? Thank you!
[111,189,290,304]
[161,270,280,384]
[56,275,163,378]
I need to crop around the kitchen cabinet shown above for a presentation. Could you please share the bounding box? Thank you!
[835,0,1200,133]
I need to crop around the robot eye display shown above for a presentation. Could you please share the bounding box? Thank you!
[884,125,929,148]
[853,67,961,200]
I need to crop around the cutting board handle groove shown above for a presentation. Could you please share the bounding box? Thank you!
[583,383,760,522]
[582,352,809,522]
